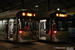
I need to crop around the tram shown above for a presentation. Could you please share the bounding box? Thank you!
[36,11,69,42]
[68,15,75,38]
[0,9,36,42]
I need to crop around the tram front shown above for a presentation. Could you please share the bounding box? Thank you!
[49,11,69,42]
[16,11,36,42]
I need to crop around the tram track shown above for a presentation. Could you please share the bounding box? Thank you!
[0,45,8,50]
[0,42,38,50]
[0,41,75,50]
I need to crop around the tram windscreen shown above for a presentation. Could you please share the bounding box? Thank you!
[58,19,68,31]
[19,19,35,31]
[23,22,35,31]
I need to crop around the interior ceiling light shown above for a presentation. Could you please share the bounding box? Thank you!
[57,8,60,11]
[35,5,38,7]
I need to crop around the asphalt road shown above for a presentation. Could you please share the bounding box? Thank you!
[0,40,75,50]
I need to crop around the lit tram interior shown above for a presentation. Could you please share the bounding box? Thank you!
[39,19,47,40]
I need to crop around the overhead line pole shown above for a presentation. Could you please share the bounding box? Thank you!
[47,0,50,11]
[21,0,24,9]
[48,0,52,41]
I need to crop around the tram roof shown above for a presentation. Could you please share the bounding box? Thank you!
[36,10,66,18]
[0,9,35,19]
[36,11,54,18]
[67,15,75,20]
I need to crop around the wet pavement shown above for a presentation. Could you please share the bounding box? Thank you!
[0,40,75,50]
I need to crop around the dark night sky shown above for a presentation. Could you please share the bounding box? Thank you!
[0,0,75,15]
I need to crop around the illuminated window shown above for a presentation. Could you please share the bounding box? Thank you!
[57,8,60,11]
[56,13,59,17]
[27,13,32,17]
[56,13,67,17]
[10,19,14,22]
[34,14,35,16]
[35,5,38,7]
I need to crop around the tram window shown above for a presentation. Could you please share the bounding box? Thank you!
[68,21,73,27]
[68,20,75,28]
[40,22,44,29]
[0,20,3,32]
[0,20,8,32]
[28,22,34,30]
[20,21,35,31]
[58,20,68,31]
[36,21,39,30]
[46,20,50,33]
[53,23,57,31]
[73,20,75,27]
[13,18,17,34]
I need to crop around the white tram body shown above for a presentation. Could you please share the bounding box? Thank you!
[36,11,69,42]
[0,9,36,42]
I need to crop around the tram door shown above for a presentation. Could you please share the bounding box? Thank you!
[39,19,47,40]
[8,19,14,41]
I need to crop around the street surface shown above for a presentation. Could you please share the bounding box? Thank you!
[0,40,75,50]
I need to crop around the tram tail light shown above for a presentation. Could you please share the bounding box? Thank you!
[36,31,38,33]
[19,30,23,34]
[54,31,57,34]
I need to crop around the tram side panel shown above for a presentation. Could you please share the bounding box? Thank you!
[68,20,75,38]
[13,18,18,41]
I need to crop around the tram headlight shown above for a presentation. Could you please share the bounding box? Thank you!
[22,12,25,16]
